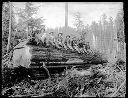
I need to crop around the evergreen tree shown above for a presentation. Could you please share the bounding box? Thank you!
[101,13,108,53]
[2,2,17,55]
[115,9,125,60]
[73,12,85,40]
[108,17,114,53]
[97,20,103,52]
[16,2,44,39]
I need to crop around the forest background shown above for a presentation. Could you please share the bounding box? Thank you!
[2,2,125,63]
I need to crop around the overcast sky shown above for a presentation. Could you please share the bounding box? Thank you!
[13,2,123,29]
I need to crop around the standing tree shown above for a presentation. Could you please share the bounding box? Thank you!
[97,20,103,52]
[6,2,12,53]
[108,17,114,54]
[73,12,85,41]
[2,2,10,56]
[73,12,84,32]
[90,21,99,49]
[2,2,17,55]
[115,9,125,60]
[101,14,108,53]
[16,2,45,39]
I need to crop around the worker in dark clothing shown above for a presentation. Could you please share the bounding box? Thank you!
[84,42,90,53]
[64,35,74,51]
[46,32,56,48]
[85,42,90,50]
[28,27,39,45]
[55,33,64,49]
[35,28,47,46]
[71,37,81,53]
[77,39,86,53]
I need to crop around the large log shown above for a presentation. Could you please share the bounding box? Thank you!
[30,61,105,68]
[11,40,107,68]
[29,45,107,64]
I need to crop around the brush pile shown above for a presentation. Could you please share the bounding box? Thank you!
[2,58,126,97]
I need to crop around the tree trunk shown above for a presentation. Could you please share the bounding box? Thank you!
[65,2,68,29]
[65,2,68,33]
[7,2,12,53]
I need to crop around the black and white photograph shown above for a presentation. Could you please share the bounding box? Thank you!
[2,2,126,97]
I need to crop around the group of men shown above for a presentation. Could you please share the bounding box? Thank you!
[33,30,90,54]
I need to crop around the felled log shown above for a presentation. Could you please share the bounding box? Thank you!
[29,45,107,65]
[11,40,107,68]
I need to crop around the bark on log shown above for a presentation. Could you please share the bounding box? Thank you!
[11,40,107,68]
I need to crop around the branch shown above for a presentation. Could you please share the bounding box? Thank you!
[110,79,126,97]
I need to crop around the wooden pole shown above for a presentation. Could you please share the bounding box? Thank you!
[65,2,68,32]
[7,2,12,53]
